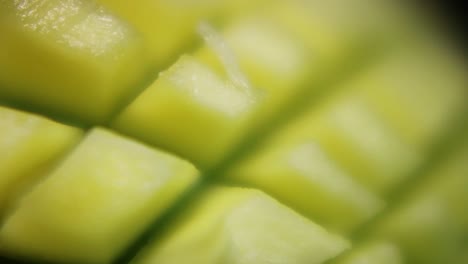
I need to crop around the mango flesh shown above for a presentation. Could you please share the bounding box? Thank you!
[360,46,468,151]
[0,0,149,123]
[133,187,349,264]
[337,241,403,264]
[0,128,198,264]
[227,130,384,233]
[372,137,468,264]
[0,106,82,214]
[283,88,420,194]
[0,0,467,264]
[112,55,258,168]
[95,0,264,69]
[195,12,312,100]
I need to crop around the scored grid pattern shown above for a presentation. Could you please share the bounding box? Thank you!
[0,0,467,264]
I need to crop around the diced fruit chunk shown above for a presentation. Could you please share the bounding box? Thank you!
[337,241,403,264]
[227,115,383,233]
[0,106,82,213]
[196,13,311,100]
[275,0,418,45]
[0,0,148,123]
[373,137,468,264]
[195,0,418,111]
[361,46,468,150]
[96,0,262,68]
[194,0,365,121]
[310,90,420,193]
[134,187,349,264]
[112,55,258,167]
[0,128,198,264]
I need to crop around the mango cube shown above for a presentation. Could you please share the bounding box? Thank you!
[0,106,82,213]
[337,241,403,264]
[362,47,468,150]
[0,128,198,264]
[113,55,258,168]
[134,187,349,264]
[196,13,311,99]
[96,0,263,68]
[311,91,420,193]
[228,116,383,233]
[373,138,468,264]
[0,0,148,123]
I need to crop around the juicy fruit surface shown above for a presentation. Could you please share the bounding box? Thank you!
[0,106,82,215]
[0,0,467,264]
[0,0,148,124]
[0,128,198,264]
